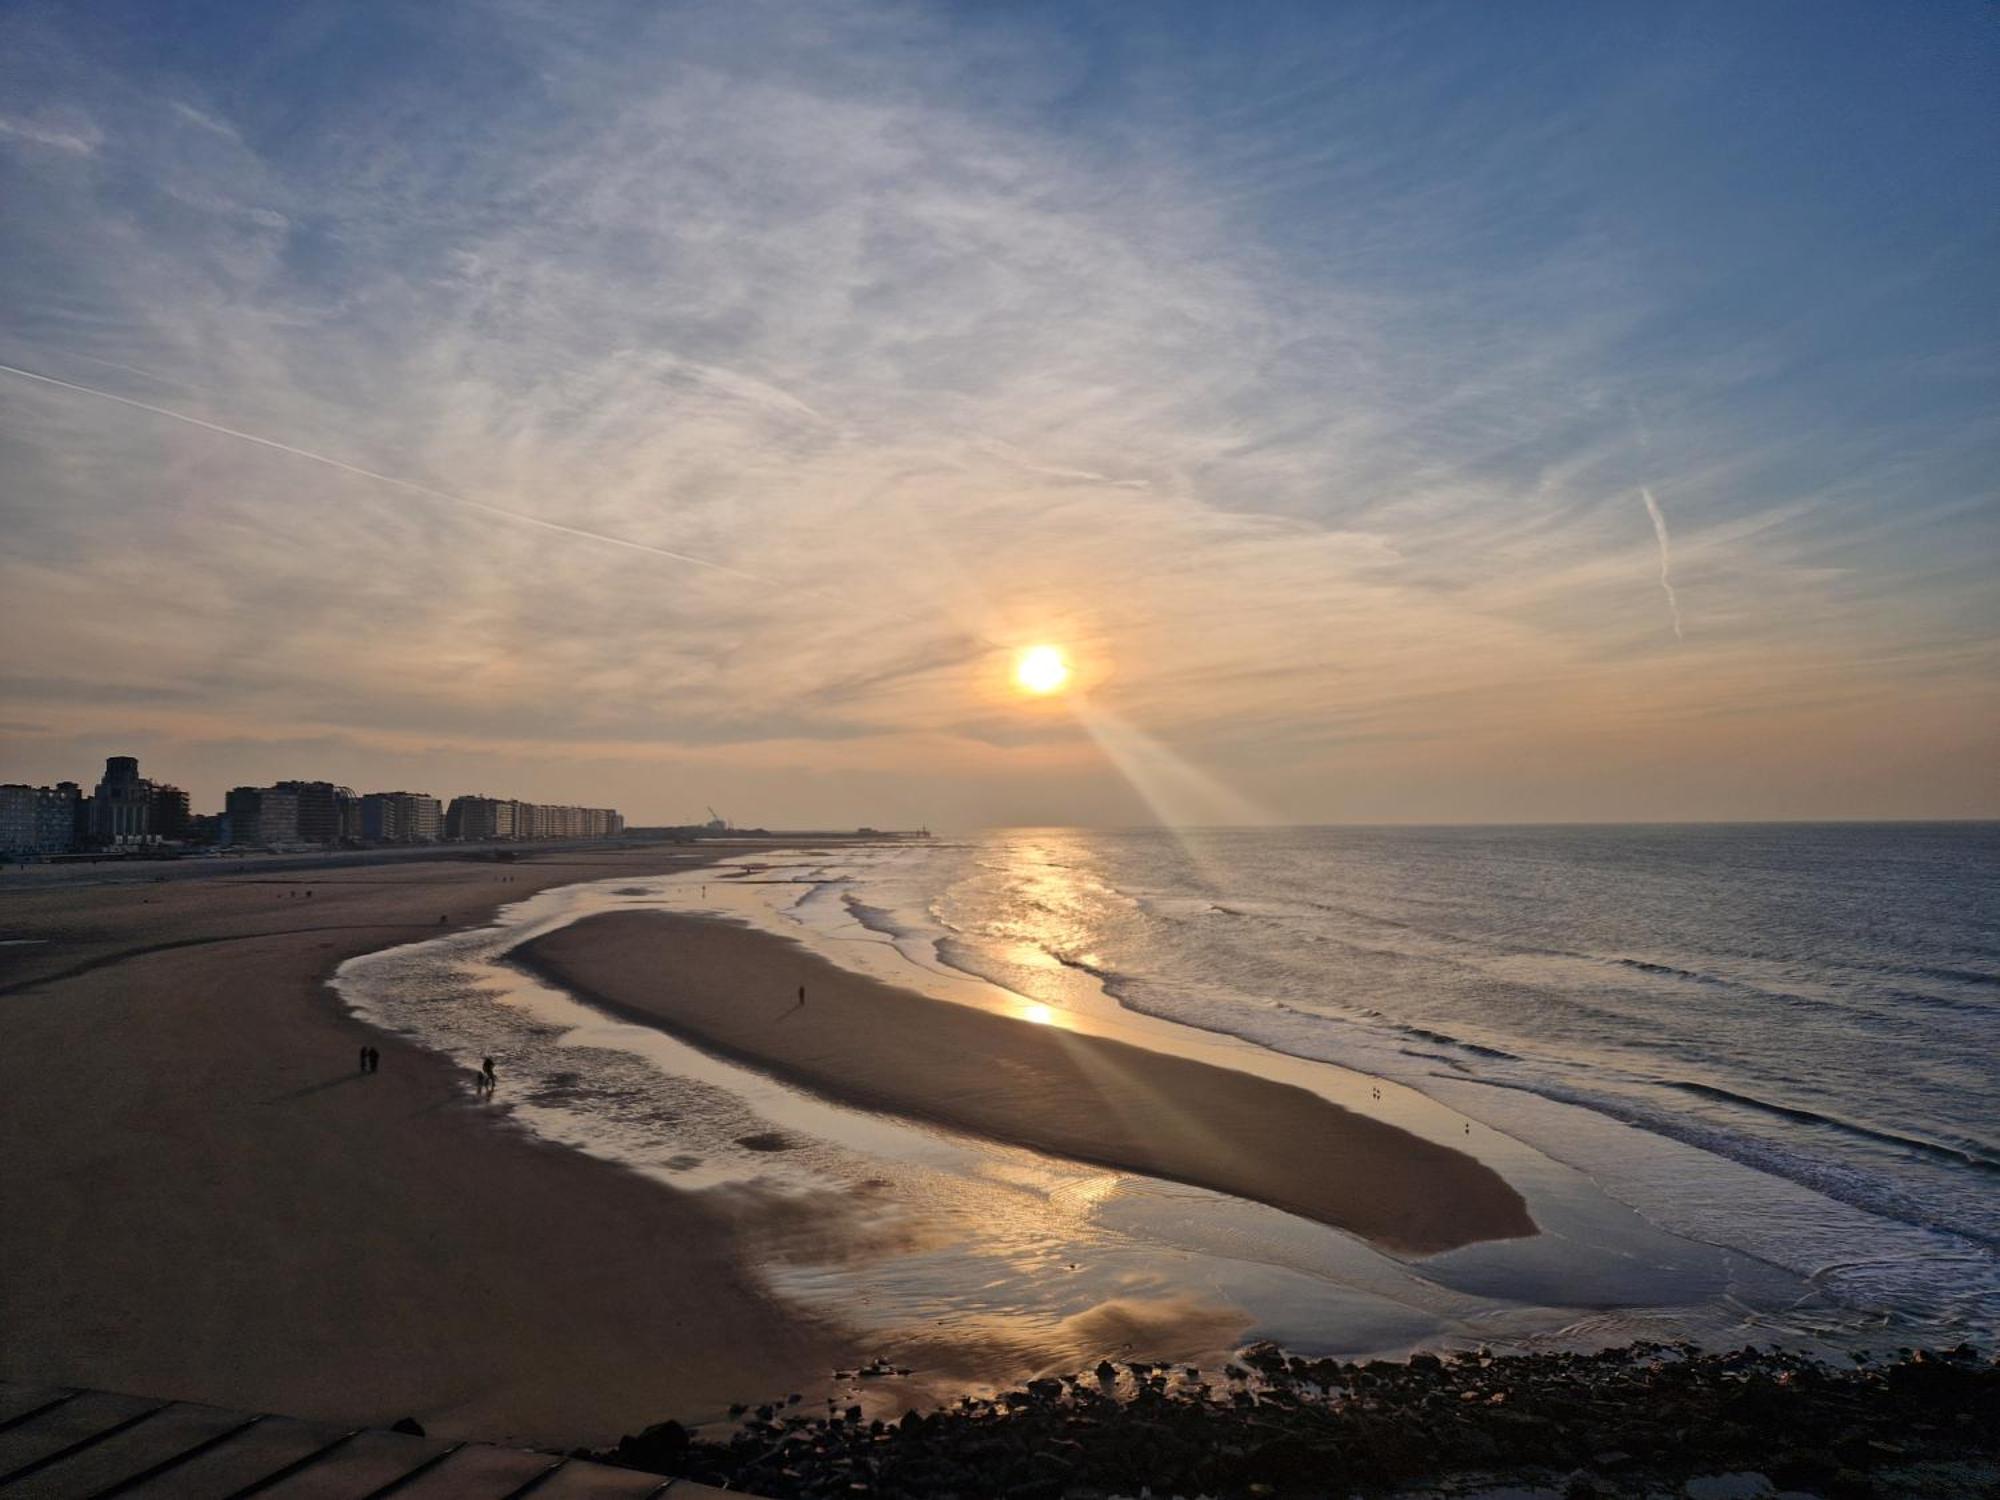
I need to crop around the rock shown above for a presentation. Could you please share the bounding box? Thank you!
[617,1418,689,1472]
[1771,1448,1839,1489]
[1241,1341,1288,1375]
[1684,1474,1775,1499]
[570,1342,1998,1498]
[389,1417,425,1437]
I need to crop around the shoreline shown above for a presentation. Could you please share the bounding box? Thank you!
[0,841,868,1446]
[515,909,1537,1256]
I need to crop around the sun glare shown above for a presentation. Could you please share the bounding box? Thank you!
[1014,644,1071,696]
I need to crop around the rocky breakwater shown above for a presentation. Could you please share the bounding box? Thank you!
[589,1342,1997,1499]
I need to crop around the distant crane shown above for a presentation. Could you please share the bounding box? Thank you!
[704,805,729,832]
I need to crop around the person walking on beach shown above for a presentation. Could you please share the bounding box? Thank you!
[359,1044,370,1073]
[481,1056,497,1094]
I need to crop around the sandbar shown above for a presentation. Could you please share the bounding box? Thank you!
[518,910,1536,1255]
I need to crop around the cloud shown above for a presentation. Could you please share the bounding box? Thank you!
[1640,487,1684,641]
[0,1,1993,821]
[0,113,98,155]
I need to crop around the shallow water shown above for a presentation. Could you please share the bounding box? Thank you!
[331,824,1998,1385]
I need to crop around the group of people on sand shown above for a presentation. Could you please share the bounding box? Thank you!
[357,1042,497,1095]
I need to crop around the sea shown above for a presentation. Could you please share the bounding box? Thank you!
[335,823,1999,1393]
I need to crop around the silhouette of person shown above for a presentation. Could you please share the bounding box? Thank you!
[798,984,806,1007]
[481,1056,497,1093]
[359,1044,370,1073]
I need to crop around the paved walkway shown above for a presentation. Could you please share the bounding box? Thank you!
[0,1383,722,1499]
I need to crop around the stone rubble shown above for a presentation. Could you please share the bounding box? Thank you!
[587,1341,1998,1499]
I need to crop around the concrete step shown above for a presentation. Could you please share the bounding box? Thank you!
[0,1382,725,1499]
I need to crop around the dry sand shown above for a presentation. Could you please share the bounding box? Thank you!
[520,911,1536,1256]
[0,845,836,1447]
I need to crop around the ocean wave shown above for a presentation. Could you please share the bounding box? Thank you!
[1907,964,2000,988]
[1051,948,1116,980]
[1879,986,1997,1016]
[1595,954,1992,1027]
[841,891,936,946]
[1663,1080,2000,1173]
[1612,957,1729,985]
[1389,1022,1520,1062]
[1453,1074,2000,1253]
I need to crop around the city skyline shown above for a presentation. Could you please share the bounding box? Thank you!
[1,751,624,854]
[2,2,1995,827]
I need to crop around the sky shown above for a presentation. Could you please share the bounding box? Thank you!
[1,0,1995,828]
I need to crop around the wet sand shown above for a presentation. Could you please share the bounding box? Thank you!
[0,846,837,1446]
[518,911,1536,1255]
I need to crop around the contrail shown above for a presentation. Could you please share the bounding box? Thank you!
[0,360,772,585]
[1640,486,1683,641]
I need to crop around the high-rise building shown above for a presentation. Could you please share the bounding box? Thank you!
[0,786,38,854]
[224,786,301,847]
[89,755,154,844]
[360,791,444,844]
[444,795,620,842]
[405,793,443,842]
[445,795,516,841]
[41,782,82,851]
[360,793,396,843]
[274,782,358,846]
[3,780,85,856]
[149,783,191,841]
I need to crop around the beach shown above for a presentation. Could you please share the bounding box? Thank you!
[0,845,837,1448]
[517,910,1535,1255]
[6,824,1987,1482]
[1,838,1548,1455]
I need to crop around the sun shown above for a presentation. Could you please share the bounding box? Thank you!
[1014,644,1072,696]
